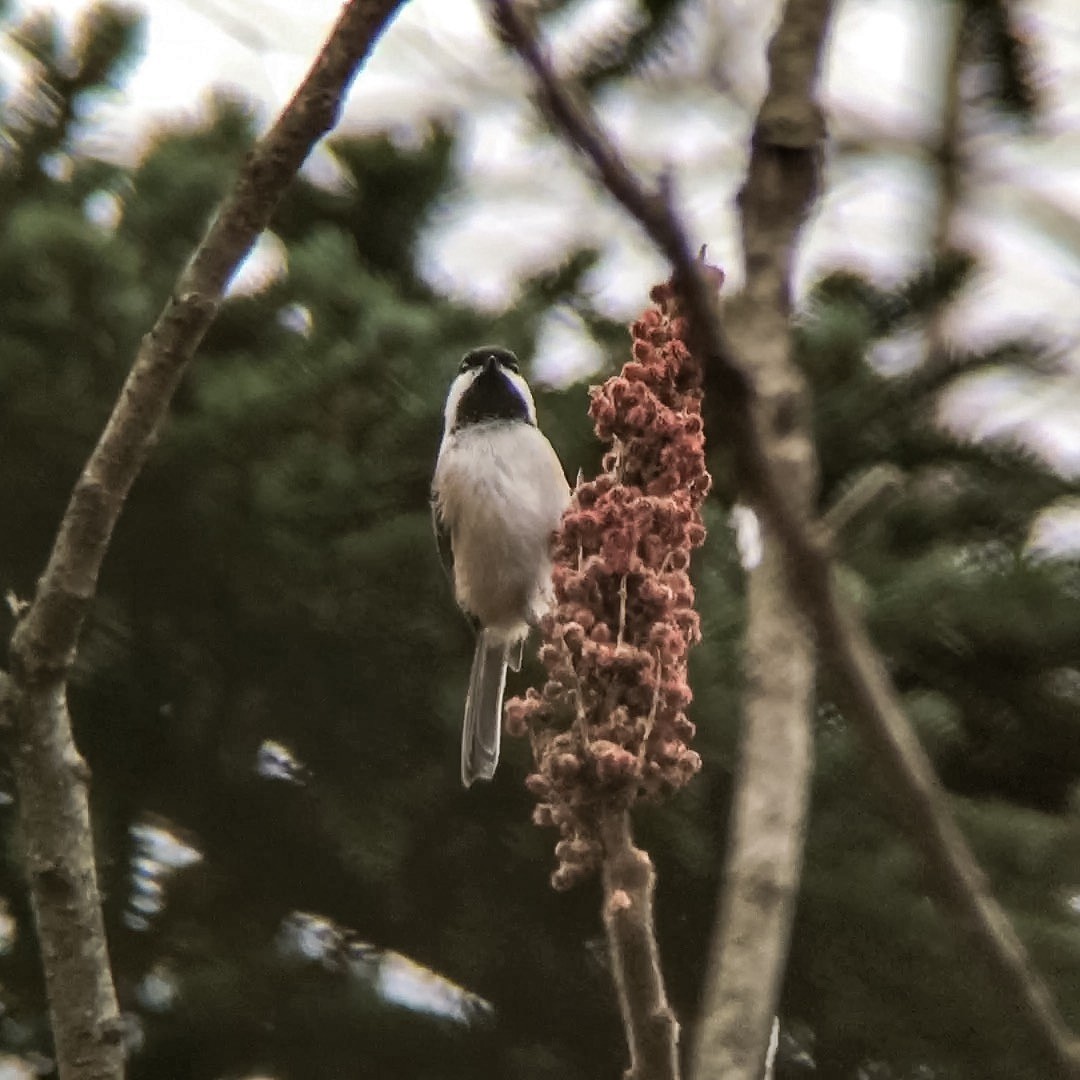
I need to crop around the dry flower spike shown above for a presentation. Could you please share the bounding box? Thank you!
[506,265,722,889]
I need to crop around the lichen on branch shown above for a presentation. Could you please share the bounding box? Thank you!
[507,266,721,890]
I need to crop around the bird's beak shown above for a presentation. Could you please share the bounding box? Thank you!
[483,355,499,375]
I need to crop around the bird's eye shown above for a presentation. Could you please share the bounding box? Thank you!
[502,357,520,374]
[458,358,471,373]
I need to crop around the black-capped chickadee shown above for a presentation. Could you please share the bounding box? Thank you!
[432,347,571,787]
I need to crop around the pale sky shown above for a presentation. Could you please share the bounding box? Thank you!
[7,0,1080,492]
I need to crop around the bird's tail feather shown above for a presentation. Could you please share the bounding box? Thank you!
[508,635,525,673]
[462,631,508,786]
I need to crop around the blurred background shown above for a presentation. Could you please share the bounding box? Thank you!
[1,0,1079,1077]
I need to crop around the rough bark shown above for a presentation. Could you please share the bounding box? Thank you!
[490,0,1080,1074]
[3,4,406,1078]
[693,543,814,1080]
[691,3,833,1075]
[601,812,681,1080]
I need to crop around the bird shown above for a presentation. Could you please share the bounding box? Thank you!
[432,346,571,787]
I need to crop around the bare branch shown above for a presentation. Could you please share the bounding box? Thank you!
[12,0,405,684]
[920,4,966,382]
[488,0,829,582]
[601,811,680,1080]
[930,1,966,264]
[490,0,1080,1075]
[822,464,904,542]
[696,542,814,1080]
[3,3,405,1077]
[692,1,833,1074]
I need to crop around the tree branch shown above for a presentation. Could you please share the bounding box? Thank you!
[600,811,680,1080]
[821,464,904,542]
[3,3,405,1077]
[490,1,1080,1075]
[691,0,835,1074]
[921,3,966,380]
[488,0,829,581]
[695,538,814,1080]
[930,0,965,266]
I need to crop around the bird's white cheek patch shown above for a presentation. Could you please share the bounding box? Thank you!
[503,370,538,425]
[442,370,482,433]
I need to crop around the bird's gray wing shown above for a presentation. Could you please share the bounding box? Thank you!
[430,491,455,589]
[431,491,480,633]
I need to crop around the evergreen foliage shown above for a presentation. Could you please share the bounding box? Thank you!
[0,4,1077,1080]
[775,263,1080,1078]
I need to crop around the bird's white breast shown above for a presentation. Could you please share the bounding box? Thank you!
[434,421,569,637]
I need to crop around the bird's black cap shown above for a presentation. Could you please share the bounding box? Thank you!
[458,346,521,375]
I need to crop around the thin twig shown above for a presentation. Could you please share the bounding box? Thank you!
[920,3,966,387]
[490,0,1080,1075]
[600,810,680,1080]
[2,4,405,1078]
[638,650,662,761]
[616,573,629,649]
[821,463,904,543]
[489,0,830,584]
[931,0,966,269]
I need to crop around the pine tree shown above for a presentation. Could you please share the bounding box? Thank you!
[2,3,1078,1079]
[1,6,608,1077]
[769,263,1080,1078]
